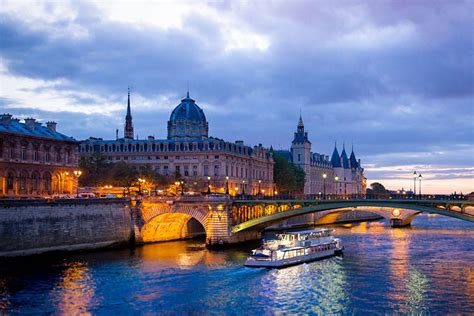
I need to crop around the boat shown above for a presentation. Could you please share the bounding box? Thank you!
[244,228,343,268]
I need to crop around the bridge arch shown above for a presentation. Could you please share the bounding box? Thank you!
[314,207,419,226]
[232,200,474,233]
[139,201,208,243]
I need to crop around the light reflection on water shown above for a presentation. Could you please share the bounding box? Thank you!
[0,214,473,314]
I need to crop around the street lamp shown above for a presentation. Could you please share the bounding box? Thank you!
[73,170,82,198]
[413,171,417,196]
[334,176,339,196]
[258,179,262,195]
[225,176,229,194]
[418,174,422,197]
[138,178,145,196]
[207,176,211,194]
[242,180,246,195]
[322,173,327,199]
[180,180,184,196]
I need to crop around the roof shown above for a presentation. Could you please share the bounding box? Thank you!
[330,145,341,168]
[274,150,293,162]
[341,147,350,169]
[278,228,335,235]
[169,92,207,123]
[349,149,359,168]
[0,117,76,142]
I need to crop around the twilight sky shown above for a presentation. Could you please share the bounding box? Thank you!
[0,0,473,193]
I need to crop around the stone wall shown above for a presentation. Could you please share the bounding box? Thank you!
[0,198,131,257]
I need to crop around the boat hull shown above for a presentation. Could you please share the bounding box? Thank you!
[244,248,342,268]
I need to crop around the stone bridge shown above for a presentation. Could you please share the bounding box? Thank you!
[132,195,474,247]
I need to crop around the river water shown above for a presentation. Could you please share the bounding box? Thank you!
[1,214,473,314]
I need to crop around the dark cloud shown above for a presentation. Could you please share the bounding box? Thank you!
[0,1,473,188]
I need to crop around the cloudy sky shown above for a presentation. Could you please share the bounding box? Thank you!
[0,0,473,193]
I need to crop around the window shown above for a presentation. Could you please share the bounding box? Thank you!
[164,166,169,176]
[203,165,209,176]
[175,166,181,176]
[184,166,189,176]
[193,165,198,176]
[6,172,14,191]
[298,154,300,162]
[21,147,27,160]
[155,166,160,174]
[214,165,219,176]
[9,146,15,159]
[45,151,50,162]
[34,150,39,161]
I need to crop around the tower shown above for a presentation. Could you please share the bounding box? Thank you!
[291,114,311,194]
[124,88,134,140]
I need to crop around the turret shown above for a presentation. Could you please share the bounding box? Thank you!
[349,145,359,169]
[330,143,341,168]
[340,143,350,169]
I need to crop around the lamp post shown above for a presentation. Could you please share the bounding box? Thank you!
[258,179,262,196]
[225,176,229,194]
[180,180,184,196]
[322,173,327,199]
[207,176,211,194]
[138,178,145,196]
[242,180,246,195]
[418,174,422,197]
[73,170,82,198]
[334,176,339,197]
[413,171,417,196]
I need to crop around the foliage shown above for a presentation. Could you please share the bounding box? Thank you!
[78,152,113,186]
[110,161,138,193]
[366,182,390,196]
[273,154,306,193]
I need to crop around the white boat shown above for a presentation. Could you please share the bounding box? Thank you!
[244,229,343,268]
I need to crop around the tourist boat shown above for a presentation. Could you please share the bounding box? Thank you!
[244,229,343,268]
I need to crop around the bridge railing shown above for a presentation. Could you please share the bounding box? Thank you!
[233,193,469,201]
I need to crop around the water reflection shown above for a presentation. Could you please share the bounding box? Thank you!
[50,262,95,315]
[0,215,472,314]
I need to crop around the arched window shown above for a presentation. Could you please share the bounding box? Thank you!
[32,172,40,191]
[19,171,28,193]
[43,172,52,193]
[6,172,14,191]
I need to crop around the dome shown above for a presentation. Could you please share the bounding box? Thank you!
[167,92,209,139]
[169,92,207,123]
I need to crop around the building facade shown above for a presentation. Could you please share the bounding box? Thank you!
[80,92,274,195]
[0,114,79,197]
[276,116,366,196]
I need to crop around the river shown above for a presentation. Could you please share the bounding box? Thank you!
[1,214,473,314]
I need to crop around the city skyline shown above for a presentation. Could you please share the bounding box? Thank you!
[1,1,473,194]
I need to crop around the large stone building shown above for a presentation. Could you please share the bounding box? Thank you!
[80,92,274,195]
[0,114,79,197]
[276,116,366,196]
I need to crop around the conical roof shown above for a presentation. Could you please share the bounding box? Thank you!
[349,147,359,168]
[341,144,350,169]
[330,143,342,168]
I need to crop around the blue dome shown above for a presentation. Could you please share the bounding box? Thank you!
[169,92,207,123]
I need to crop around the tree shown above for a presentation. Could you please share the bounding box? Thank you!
[79,152,113,186]
[366,182,389,197]
[273,154,305,194]
[111,161,138,195]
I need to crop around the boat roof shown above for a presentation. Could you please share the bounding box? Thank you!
[277,228,334,236]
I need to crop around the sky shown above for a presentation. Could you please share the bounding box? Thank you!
[0,0,473,194]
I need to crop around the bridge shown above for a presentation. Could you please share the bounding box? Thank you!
[132,194,474,247]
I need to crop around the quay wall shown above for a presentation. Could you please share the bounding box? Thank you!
[0,199,131,257]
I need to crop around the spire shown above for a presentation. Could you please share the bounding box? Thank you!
[126,87,131,118]
[187,80,189,98]
[124,87,134,139]
[349,143,359,168]
[340,142,350,169]
[331,142,342,168]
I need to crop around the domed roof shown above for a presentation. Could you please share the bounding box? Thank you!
[169,92,207,124]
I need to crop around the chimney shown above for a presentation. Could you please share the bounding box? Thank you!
[116,129,119,140]
[25,117,36,130]
[148,135,155,140]
[46,121,57,132]
[1,113,12,126]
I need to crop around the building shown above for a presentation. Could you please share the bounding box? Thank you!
[276,115,366,196]
[0,114,80,197]
[80,91,274,195]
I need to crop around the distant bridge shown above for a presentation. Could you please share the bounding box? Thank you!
[231,195,474,233]
[133,194,474,247]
